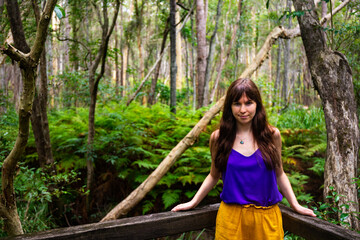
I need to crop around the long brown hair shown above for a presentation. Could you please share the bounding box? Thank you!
[214,78,280,171]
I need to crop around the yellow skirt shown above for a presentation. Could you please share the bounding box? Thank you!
[215,202,284,240]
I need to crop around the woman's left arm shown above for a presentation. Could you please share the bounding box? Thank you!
[273,127,316,217]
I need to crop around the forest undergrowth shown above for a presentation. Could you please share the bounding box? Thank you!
[0,102,358,236]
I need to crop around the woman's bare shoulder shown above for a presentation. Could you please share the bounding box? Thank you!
[269,125,281,142]
[210,129,220,141]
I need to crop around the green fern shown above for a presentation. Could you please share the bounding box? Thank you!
[162,190,181,209]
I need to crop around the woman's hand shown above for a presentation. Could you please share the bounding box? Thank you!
[293,204,316,217]
[171,201,196,212]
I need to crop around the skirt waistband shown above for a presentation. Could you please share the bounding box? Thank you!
[241,203,277,209]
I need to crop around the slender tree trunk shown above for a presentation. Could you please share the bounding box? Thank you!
[170,0,177,114]
[121,44,128,97]
[86,0,120,210]
[185,37,190,105]
[283,0,292,105]
[189,0,196,110]
[293,0,359,230]
[148,23,169,106]
[115,22,120,97]
[195,0,207,108]
[175,9,182,89]
[203,0,223,106]
[134,0,144,80]
[274,39,282,105]
[30,0,55,171]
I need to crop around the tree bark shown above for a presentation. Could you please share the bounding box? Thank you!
[148,23,169,106]
[170,0,177,114]
[274,38,282,105]
[100,1,351,222]
[189,0,196,110]
[115,21,120,97]
[134,0,145,80]
[202,0,223,107]
[175,9,183,89]
[293,0,359,230]
[283,0,292,105]
[195,0,207,108]
[0,0,57,235]
[30,0,55,171]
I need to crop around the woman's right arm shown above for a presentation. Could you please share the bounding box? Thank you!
[171,130,221,212]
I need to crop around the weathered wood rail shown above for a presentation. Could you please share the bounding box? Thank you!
[4,203,360,240]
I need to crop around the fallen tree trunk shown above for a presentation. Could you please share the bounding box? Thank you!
[100,1,350,221]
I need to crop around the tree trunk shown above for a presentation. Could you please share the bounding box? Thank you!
[0,0,57,235]
[203,0,223,107]
[283,0,292,105]
[170,0,177,114]
[30,0,55,171]
[86,0,120,208]
[189,0,196,110]
[148,23,169,106]
[115,21,120,97]
[175,9,183,89]
[195,0,207,108]
[134,0,145,80]
[293,0,359,230]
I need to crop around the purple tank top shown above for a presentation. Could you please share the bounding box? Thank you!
[220,149,283,207]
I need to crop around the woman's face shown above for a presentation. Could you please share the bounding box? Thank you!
[231,94,257,126]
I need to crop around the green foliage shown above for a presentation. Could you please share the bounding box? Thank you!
[0,108,18,162]
[311,186,358,228]
[271,104,327,177]
[269,105,327,206]
[43,102,221,215]
[284,232,305,240]
[0,162,82,236]
[281,171,313,206]
[53,70,90,108]
[271,104,326,131]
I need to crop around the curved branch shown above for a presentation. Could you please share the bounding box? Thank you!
[1,42,28,63]
[320,0,351,25]
[30,0,57,62]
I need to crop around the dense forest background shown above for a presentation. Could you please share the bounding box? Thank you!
[0,0,359,237]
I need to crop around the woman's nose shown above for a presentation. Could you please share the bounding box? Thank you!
[239,105,246,113]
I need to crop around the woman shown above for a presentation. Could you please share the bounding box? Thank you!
[171,78,316,239]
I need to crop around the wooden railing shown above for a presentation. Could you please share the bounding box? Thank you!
[4,204,360,240]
